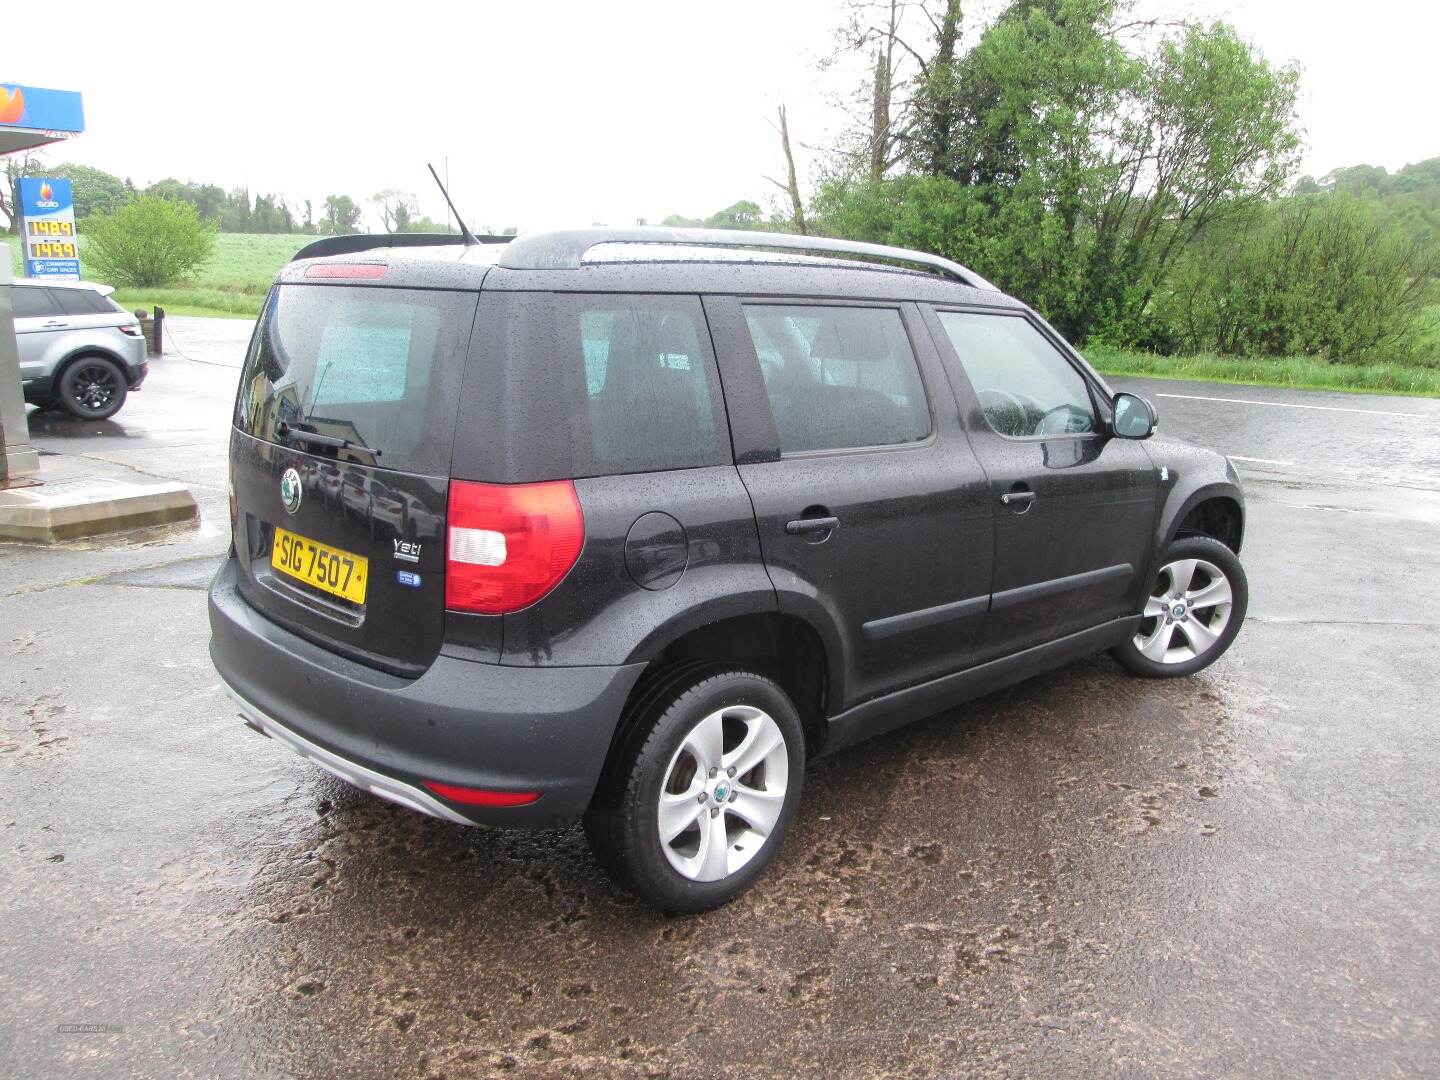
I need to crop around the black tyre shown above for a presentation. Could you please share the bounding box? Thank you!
[58,356,128,420]
[1110,535,1248,678]
[584,664,805,913]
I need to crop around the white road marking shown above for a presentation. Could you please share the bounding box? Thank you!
[1156,392,1430,420]
[1228,456,1294,466]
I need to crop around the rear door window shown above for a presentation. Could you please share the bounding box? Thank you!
[51,288,114,316]
[236,284,478,475]
[557,294,727,474]
[742,304,931,454]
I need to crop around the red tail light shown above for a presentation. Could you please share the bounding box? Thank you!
[445,480,584,614]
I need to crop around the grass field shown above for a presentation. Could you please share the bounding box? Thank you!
[1088,303,1440,398]
[8,234,1440,396]
[1087,344,1440,398]
[7,232,306,319]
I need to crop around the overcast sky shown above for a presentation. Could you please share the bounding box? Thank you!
[7,0,1436,231]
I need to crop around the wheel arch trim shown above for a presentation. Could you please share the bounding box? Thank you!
[620,589,846,727]
[1137,481,1245,613]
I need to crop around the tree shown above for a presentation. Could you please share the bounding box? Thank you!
[659,201,766,230]
[1158,195,1439,360]
[705,201,764,230]
[371,189,418,233]
[221,188,253,232]
[251,193,295,233]
[320,195,363,235]
[812,1,1302,346]
[1,149,46,233]
[763,104,808,233]
[83,196,215,287]
[910,0,963,176]
[404,215,458,234]
[145,179,228,224]
[830,0,931,181]
[46,163,131,218]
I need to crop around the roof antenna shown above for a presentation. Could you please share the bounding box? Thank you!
[427,162,477,245]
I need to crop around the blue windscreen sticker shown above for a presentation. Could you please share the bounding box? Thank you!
[396,570,422,588]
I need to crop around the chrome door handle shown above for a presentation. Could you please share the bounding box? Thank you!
[42,320,69,328]
[1002,489,1036,515]
[785,516,840,535]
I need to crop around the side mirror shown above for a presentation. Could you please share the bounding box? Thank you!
[1111,392,1157,439]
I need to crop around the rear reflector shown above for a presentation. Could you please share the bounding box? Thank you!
[446,479,584,614]
[304,263,386,279]
[422,780,540,807]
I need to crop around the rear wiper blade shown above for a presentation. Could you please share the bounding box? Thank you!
[276,421,382,458]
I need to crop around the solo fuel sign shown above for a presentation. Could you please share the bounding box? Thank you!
[15,177,81,279]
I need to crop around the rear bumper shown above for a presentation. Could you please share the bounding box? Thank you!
[20,352,147,401]
[209,557,646,828]
[22,376,53,403]
[225,679,477,824]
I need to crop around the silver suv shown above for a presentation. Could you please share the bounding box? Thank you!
[12,279,148,420]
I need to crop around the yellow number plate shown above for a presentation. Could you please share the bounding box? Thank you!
[271,527,368,604]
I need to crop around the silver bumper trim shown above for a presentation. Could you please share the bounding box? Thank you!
[222,678,474,825]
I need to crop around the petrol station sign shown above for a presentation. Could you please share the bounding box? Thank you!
[16,176,80,279]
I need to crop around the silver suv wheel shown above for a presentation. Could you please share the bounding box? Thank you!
[658,704,790,882]
[1134,556,1235,664]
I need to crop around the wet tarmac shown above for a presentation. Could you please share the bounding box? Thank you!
[2,328,1437,1077]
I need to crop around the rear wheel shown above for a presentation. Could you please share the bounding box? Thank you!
[584,665,805,913]
[1110,535,1248,678]
[58,356,128,420]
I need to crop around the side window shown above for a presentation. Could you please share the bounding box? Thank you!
[741,304,931,454]
[51,288,112,316]
[10,287,56,319]
[559,295,726,475]
[936,312,1097,438]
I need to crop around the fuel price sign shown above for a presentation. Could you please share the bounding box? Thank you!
[16,177,81,279]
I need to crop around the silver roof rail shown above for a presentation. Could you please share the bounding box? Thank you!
[495,227,997,290]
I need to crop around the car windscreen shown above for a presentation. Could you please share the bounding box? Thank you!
[235,284,478,475]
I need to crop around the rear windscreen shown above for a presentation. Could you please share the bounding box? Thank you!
[236,284,477,475]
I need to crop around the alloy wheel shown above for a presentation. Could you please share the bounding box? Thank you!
[1133,557,1235,665]
[657,704,789,882]
[71,362,121,414]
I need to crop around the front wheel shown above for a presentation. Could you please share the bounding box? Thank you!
[1110,535,1248,678]
[584,665,805,913]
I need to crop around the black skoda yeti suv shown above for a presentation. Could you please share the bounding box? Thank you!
[209,227,1248,912]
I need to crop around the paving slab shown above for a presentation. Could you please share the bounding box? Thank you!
[0,464,197,543]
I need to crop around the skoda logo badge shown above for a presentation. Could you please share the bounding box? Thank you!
[713,781,730,803]
[280,467,303,514]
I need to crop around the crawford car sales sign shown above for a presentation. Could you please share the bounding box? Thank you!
[16,176,80,279]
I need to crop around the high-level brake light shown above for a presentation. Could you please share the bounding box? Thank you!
[304,263,386,279]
